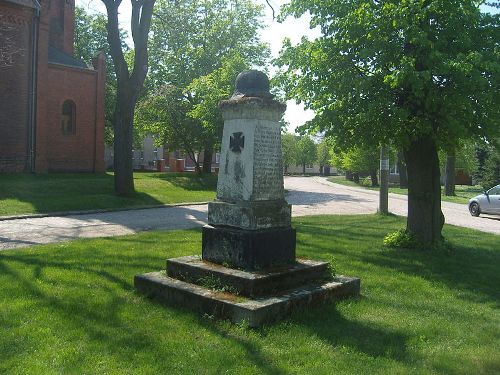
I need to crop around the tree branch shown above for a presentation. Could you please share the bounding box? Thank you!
[101,0,129,83]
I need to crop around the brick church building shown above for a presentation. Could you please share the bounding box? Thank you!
[0,0,105,172]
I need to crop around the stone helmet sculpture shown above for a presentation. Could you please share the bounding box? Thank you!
[231,70,274,100]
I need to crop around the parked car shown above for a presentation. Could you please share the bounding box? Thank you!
[468,185,500,217]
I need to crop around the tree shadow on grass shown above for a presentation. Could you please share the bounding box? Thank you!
[150,172,218,191]
[292,300,409,362]
[0,253,184,371]
[0,173,165,215]
[294,216,500,305]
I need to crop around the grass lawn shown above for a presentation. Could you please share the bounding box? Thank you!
[0,172,217,216]
[327,175,483,204]
[1,215,498,374]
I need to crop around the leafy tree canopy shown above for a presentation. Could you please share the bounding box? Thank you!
[276,0,499,150]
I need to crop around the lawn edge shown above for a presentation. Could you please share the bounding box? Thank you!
[0,201,210,222]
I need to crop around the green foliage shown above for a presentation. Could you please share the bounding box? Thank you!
[438,140,476,173]
[296,135,317,171]
[137,0,269,156]
[481,146,500,190]
[383,229,420,249]
[276,0,499,151]
[471,141,500,190]
[186,54,250,146]
[135,85,207,169]
[326,255,337,278]
[384,228,453,252]
[316,139,331,167]
[148,0,269,90]
[281,133,299,170]
[198,274,240,294]
[332,146,379,175]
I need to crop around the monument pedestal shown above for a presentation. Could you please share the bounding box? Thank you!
[134,70,360,326]
[202,225,296,270]
[135,257,360,327]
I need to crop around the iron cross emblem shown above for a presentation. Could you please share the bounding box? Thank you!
[229,132,245,153]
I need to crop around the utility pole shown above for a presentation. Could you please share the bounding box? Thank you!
[379,145,389,214]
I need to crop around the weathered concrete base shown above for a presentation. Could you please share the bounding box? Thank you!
[208,199,291,230]
[167,255,329,297]
[135,259,360,327]
[202,225,296,270]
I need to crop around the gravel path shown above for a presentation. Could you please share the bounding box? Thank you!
[0,176,497,250]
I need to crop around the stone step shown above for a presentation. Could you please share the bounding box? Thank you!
[134,271,360,328]
[166,255,330,298]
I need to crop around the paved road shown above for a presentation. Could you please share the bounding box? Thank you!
[0,176,498,250]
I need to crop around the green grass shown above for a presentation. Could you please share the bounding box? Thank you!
[1,215,498,374]
[0,172,217,216]
[328,175,483,204]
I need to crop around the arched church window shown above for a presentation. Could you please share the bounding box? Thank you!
[62,100,76,135]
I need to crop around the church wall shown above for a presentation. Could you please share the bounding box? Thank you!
[0,1,35,172]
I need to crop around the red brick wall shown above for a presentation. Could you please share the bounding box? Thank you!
[0,2,34,172]
[1,0,105,174]
[43,63,103,172]
[46,0,74,54]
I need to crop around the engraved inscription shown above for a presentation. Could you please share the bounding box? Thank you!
[253,123,283,199]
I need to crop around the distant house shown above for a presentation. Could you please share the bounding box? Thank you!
[0,0,105,172]
[105,135,220,173]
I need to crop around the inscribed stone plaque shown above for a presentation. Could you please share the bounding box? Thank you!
[252,121,283,200]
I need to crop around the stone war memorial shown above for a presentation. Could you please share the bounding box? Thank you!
[135,70,360,327]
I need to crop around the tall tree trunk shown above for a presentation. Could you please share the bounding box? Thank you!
[113,90,135,195]
[103,0,155,195]
[202,148,213,174]
[444,149,456,196]
[302,163,306,174]
[404,137,444,244]
[370,169,379,187]
[397,150,408,188]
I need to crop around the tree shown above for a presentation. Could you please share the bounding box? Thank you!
[276,1,499,244]
[444,149,456,196]
[281,133,298,173]
[481,147,500,190]
[397,150,408,188]
[140,0,269,172]
[331,146,379,186]
[186,54,250,172]
[101,0,155,195]
[316,139,331,175]
[74,6,129,144]
[296,136,317,174]
[474,140,500,190]
[135,85,207,172]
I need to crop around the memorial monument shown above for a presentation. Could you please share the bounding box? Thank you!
[135,71,360,327]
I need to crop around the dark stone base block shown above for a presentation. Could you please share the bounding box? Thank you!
[202,225,296,270]
[167,255,329,298]
[135,271,360,327]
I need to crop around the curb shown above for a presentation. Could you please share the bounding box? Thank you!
[0,201,210,222]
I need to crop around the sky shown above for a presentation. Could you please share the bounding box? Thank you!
[75,0,320,132]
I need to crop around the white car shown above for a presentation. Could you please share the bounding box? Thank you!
[468,184,500,216]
